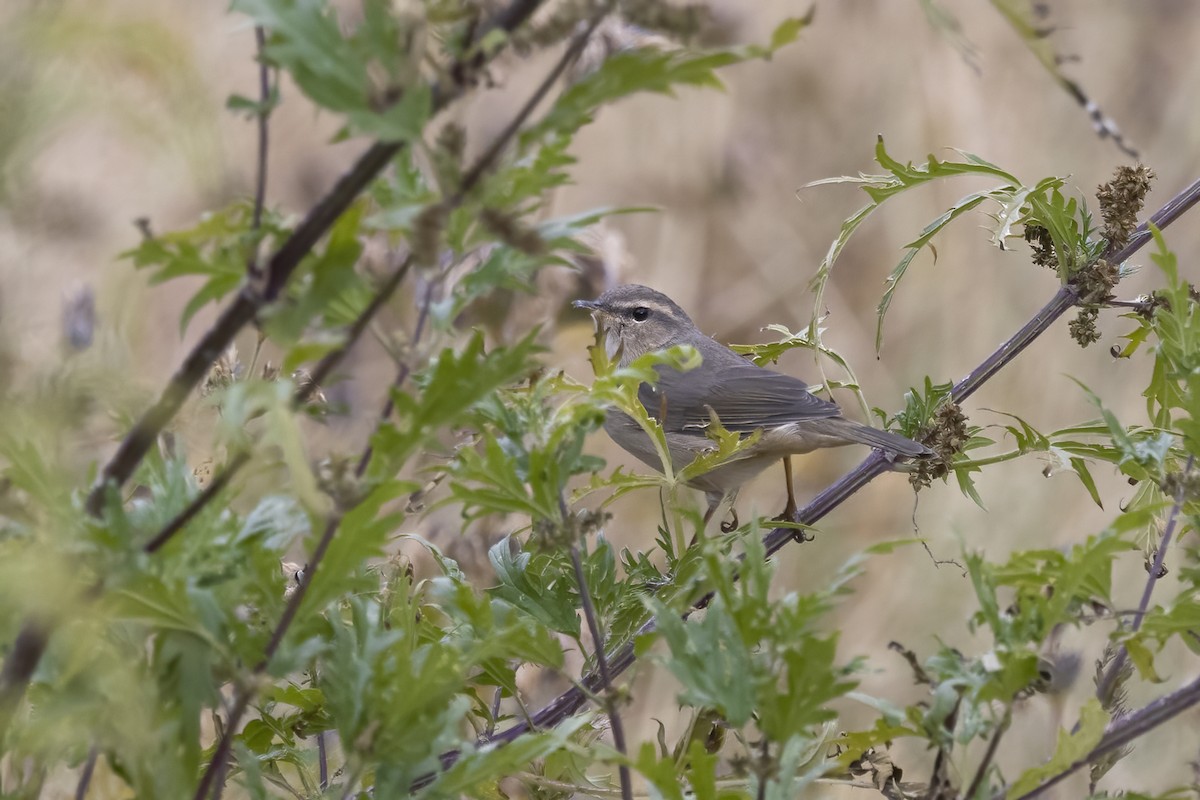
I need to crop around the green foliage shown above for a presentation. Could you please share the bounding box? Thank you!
[6,3,1200,800]
[1008,698,1109,798]
[806,137,1106,352]
[124,202,288,334]
[646,531,859,792]
[234,0,431,141]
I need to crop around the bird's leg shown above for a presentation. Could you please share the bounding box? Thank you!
[776,456,798,522]
[720,507,739,533]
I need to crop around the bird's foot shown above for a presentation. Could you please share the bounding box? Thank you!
[719,507,739,533]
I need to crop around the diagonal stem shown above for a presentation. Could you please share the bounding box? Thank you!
[1095,454,1194,709]
[570,542,633,800]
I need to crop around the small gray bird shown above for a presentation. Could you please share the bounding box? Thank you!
[573,284,930,528]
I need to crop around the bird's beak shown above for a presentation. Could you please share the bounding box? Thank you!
[572,299,600,311]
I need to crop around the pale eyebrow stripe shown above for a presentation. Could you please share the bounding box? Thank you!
[612,299,679,316]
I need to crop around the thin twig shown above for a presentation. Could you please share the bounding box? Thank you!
[82,0,552,518]
[485,685,504,739]
[1095,453,1194,706]
[143,452,249,553]
[74,745,99,800]
[248,25,271,280]
[417,175,1200,785]
[250,28,271,232]
[356,279,435,477]
[755,737,769,800]
[318,729,329,791]
[570,541,633,800]
[964,709,1010,800]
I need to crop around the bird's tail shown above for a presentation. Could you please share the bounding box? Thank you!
[839,419,932,458]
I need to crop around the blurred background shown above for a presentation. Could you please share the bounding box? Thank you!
[2,0,1199,795]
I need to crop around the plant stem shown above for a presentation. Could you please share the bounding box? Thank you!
[964,709,1011,799]
[1095,453,1194,706]
[570,542,633,800]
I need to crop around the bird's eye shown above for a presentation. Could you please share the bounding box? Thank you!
[631,306,651,322]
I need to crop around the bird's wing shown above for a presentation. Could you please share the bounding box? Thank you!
[642,360,842,433]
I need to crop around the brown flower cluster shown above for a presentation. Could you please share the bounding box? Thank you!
[1097,164,1155,251]
[910,401,969,490]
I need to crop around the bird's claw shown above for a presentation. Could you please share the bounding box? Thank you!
[719,507,739,533]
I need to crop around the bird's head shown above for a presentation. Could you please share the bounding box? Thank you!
[573,284,697,365]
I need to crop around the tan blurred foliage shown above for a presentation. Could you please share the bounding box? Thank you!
[3,0,1200,795]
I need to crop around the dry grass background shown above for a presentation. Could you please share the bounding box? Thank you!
[3,0,1200,796]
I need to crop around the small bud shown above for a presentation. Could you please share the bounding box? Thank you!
[202,344,241,397]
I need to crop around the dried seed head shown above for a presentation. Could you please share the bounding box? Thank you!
[1073,258,1120,306]
[911,401,969,490]
[1065,257,1119,349]
[1024,224,1057,271]
[1024,225,1056,270]
[202,344,241,397]
[1097,164,1155,251]
[293,368,327,411]
[1069,307,1101,348]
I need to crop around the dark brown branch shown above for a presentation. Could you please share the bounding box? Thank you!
[143,451,249,554]
[420,175,1200,785]
[0,619,49,738]
[83,0,552,519]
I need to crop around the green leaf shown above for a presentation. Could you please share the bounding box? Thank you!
[522,19,810,148]
[369,330,540,479]
[1007,698,1108,798]
[427,717,590,798]
[488,539,582,639]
